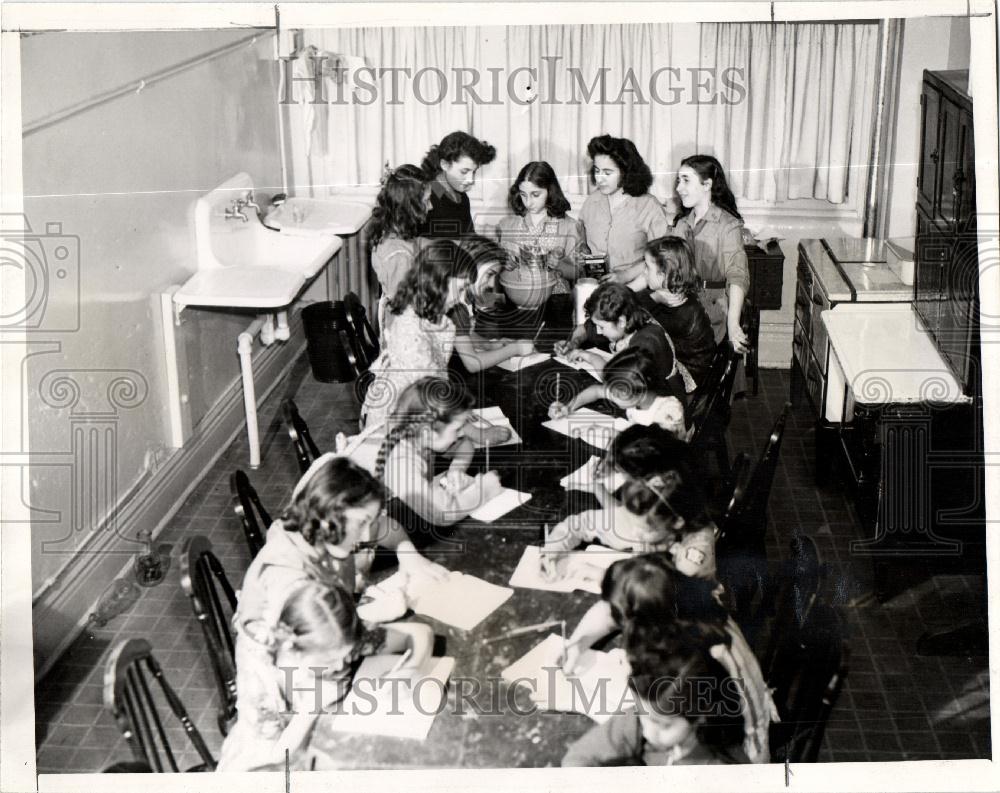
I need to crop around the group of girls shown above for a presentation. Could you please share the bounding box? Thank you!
[217,130,763,770]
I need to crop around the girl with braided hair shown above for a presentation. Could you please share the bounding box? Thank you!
[219,580,434,771]
[377,377,503,527]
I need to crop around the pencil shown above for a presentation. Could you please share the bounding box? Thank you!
[485,442,490,473]
[382,647,413,678]
[532,321,546,344]
[556,372,561,401]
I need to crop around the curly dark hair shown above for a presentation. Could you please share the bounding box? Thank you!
[645,235,702,297]
[587,135,653,197]
[601,553,729,638]
[584,283,652,334]
[369,164,429,248]
[389,239,465,321]
[674,154,743,222]
[624,624,745,754]
[421,131,497,178]
[508,161,571,218]
[603,347,673,402]
[375,377,475,480]
[281,456,384,546]
[598,424,712,537]
[450,233,511,281]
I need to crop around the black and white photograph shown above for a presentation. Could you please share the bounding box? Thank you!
[1,1,998,790]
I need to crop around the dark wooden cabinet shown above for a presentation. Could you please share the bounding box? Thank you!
[913,70,979,397]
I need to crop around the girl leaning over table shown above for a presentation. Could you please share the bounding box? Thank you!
[578,135,669,292]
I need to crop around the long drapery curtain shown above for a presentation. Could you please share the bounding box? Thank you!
[287,23,880,210]
[291,24,675,206]
[697,22,880,205]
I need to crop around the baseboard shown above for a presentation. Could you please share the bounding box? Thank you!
[758,321,793,370]
[32,325,306,682]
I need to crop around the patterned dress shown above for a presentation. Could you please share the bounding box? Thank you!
[360,306,457,428]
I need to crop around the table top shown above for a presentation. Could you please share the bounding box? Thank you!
[799,239,912,303]
[311,304,625,769]
[822,303,968,405]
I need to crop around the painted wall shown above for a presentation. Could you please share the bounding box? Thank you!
[885,17,972,240]
[21,30,282,596]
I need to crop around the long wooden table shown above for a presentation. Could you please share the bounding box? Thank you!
[311,302,628,769]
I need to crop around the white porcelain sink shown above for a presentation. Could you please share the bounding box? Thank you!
[174,173,342,309]
[265,196,373,237]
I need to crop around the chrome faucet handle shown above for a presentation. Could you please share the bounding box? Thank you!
[242,190,261,212]
[224,206,249,222]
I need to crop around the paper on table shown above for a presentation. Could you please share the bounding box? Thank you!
[496,351,550,372]
[469,488,532,522]
[559,456,627,493]
[327,654,456,740]
[376,570,514,631]
[508,545,632,595]
[502,634,634,724]
[542,408,629,449]
[552,347,613,380]
[468,406,522,447]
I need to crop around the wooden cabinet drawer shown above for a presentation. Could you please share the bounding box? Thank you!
[804,345,826,415]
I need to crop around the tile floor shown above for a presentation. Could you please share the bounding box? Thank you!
[33,360,990,773]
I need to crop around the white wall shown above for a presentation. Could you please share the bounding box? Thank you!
[21,30,283,670]
[885,17,972,240]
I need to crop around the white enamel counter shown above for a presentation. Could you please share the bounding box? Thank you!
[821,303,969,421]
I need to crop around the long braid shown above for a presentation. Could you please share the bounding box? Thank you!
[375,407,436,480]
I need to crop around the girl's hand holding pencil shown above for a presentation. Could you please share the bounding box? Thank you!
[547,401,571,420]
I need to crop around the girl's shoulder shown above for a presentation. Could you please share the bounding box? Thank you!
[712,206,744,231]
[374,236,418,256]
[496,214,524,233]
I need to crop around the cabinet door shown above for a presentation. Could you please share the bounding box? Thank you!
[956,108,976,231]
[913,210,946,344]
[917,84,941,216]
[937,96,963,228]
[938,238,979,392]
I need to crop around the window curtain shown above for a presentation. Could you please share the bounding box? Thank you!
[487,24,674,202]
[697,23,880,204]
[292,26,476,193]
[289,24,675,205]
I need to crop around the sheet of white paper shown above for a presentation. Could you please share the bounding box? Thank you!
[542,408,629,449]
[508,545,633,595]
[387,570,514,631]
[328,654,456,740]
[496,351,550,372]
[552,348,614,381]
[468,406,522,447]
[469,487,532,522]
[559,456,627,493]
[502,633,634,723]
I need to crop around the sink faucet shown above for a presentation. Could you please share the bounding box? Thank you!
[224,200,248,222]
[240,191,261,214]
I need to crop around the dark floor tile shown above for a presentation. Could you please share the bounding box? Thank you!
[896,730,941,756]
[934,731,976,756]
[823,728,866,751]
[863,731,902,753]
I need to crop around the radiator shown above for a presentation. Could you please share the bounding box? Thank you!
[325,218,380,322]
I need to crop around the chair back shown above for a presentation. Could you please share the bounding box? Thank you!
[229,470,270,558]
[344,291,380,371]
[180,536,238,735]
[688,344,740,476]
[103,638,216,771]
[718,402,792,556]
[765,598,849,763]
[283,398,321,474]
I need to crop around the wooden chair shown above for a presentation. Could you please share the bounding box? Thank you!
[103,638,216,771]
[179,536,238,736]
[283,398,320,474]
[763,590,849,763]
[344,291,380,371]
[715,403,792,638]
[229,470,271,557]
[688,344,741,477]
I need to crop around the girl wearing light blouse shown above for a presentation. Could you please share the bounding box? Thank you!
[671,155,750,354]
[578,135,669,292]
